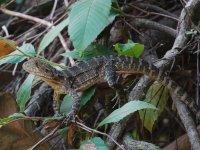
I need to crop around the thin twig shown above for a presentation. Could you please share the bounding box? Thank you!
[49,0,58,21]
[196,42,200,106]
[28,124,61,150]
[129,18,177,37]
[0,8,52,27]
[0,8,75,66]
[128,4,179,21]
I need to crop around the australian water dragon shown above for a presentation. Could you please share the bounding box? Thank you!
[22,55,200,122]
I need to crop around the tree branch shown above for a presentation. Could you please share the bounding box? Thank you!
[130,18,177,37]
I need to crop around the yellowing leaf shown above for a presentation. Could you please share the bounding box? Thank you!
[139,82,169,133]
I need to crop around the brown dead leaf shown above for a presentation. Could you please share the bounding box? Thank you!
[0,92,51,150]
[0,39,17,56]
[43,119,61,131]
[0,92,28,136]
[67,125,74,147]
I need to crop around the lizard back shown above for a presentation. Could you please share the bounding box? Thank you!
[62,55,199,115]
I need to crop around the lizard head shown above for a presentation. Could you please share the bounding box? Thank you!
[23,58,71,94]
[23,58,60,80]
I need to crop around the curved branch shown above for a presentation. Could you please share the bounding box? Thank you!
[135,3,178,18]
[172,94,200,149]
[130,18,177,37]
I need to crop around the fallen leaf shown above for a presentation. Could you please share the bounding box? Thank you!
[0,39,18,56]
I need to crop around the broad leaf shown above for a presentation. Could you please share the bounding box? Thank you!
[60,95,74,114]
[0,43,36,66]
[139,82,169,133]
[15,0,23,4]
[9,113,26,118]
[80,137,108,150]
[61,44,113,60]
[81,87,96,106]
[68,0,112,51]
[98,101,156,127]
[114,40,144,58]
[38,18,69,54]
[16,74,35,112]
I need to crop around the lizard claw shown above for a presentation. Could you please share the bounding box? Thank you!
[111,91,126,108]
[54,112,62,117]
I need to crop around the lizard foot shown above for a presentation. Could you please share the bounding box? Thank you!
[112,91,127,108]
[53,112,62,117]
[63,111,76,125]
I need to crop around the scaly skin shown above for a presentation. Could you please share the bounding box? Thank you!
[22,55,200,121]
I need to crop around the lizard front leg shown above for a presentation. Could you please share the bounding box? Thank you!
[53,91,61,116]
[104,60,126,106]
[64,87,81,124]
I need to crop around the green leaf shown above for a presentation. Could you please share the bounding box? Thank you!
[16,74,35,112]
[68,0,112,51]
[131,129,140,140]
[0,0,11,4]
[139,82,169,133]
[60,95,74,114]
[9,113,26,118]
[38,18,69,54]
[15,0,23,4]
[0,117,13,127]
[106,7,120,26]
[0,43,36,66]
[98,101,157,127]
[0,113,26,127]
[114,40,144,58]
[61,44,113,61]
[80,137,108,150]
[81,87,96,106]
[57,127,68,137]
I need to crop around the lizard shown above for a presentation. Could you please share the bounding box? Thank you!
[22,55,200,123]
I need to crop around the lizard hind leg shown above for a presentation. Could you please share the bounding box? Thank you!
[63,87,81,125]
[53,92,61,117]
[104,60,127,106]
